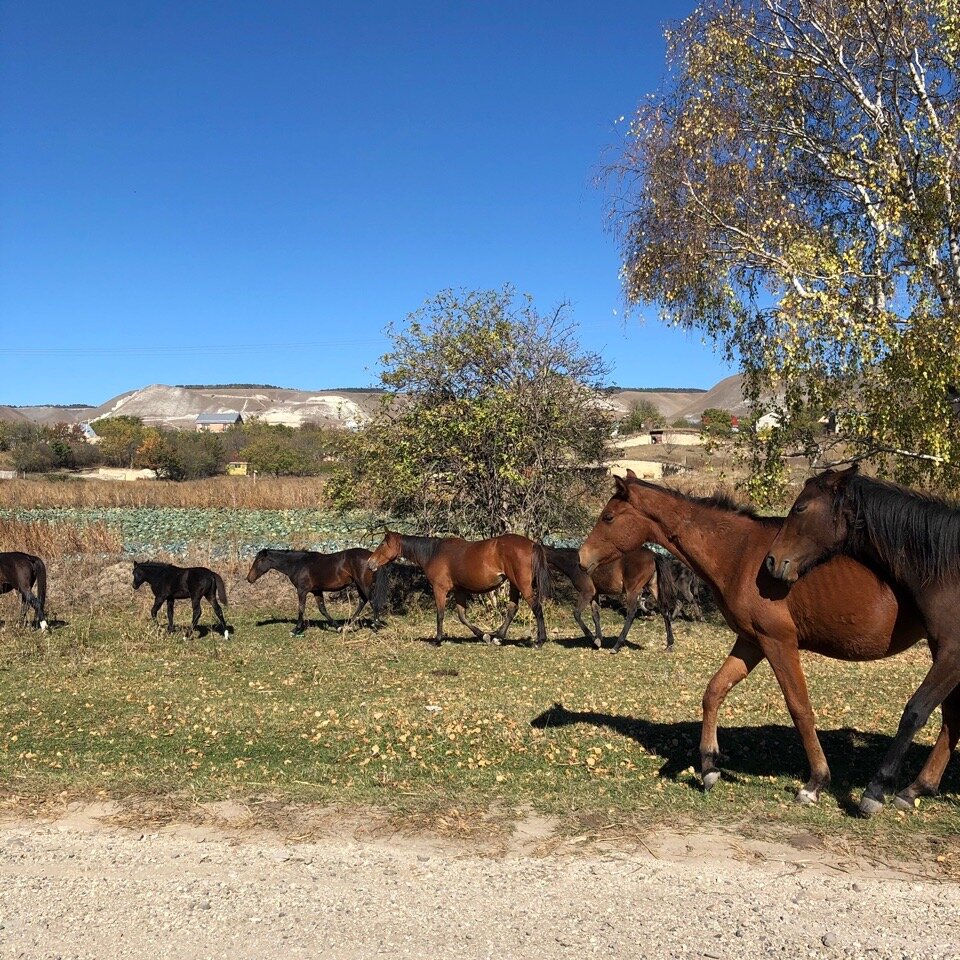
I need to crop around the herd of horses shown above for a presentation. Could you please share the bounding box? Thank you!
[2,463,958,818]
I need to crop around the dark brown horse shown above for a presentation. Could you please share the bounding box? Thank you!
[133,561,229,638]
[368,531,550,647]
[767,465,960,816]
[0,551,48,630]
[579,472,934,812]
[545,546,677,652]
[246,548,388,635]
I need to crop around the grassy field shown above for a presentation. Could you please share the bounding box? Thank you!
[1,590,958,864]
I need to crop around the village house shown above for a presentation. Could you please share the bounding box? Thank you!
[195,411,243,433]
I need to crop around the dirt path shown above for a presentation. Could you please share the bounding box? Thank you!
[0,805,957,960]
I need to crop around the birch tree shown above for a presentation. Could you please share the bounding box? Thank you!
[610,0,960,498]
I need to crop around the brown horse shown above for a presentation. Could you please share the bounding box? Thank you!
[368,531,550,647]
[579,472,935,811]
[767,465,960,816]
[545,546,677,652]
[0,551,48,630]
[246,548,388,635]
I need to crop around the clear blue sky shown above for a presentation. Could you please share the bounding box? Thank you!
[0,0,731,406]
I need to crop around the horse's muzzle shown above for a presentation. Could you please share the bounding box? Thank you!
[765,553,797,583]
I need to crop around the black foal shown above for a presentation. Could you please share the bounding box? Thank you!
[133,561,230,638]
[0,551,48,630]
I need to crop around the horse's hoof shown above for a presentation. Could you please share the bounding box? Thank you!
[223,630,231,641]
[859,794,884,818]
[794,788,819,806]
[39,620,48,632]
[482,632,492,644]
[609,647,621,655]
[893,794,919,812]
[702,770,721,791]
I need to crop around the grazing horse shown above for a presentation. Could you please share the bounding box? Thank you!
[133,561,229,638]
[368,531,550,647]
[0,551,48,630]
[767,465,960,816]
[246,548,388,635]
[545,546,677,652]
[579,472,934,811]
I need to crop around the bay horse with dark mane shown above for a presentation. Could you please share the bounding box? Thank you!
[368,531,550,647]
[133,561,229,638]
[545,546,677,652]
[579,471,936,813]
[0,551,48,630]
[246,548,388,635]
[767,465,960,816]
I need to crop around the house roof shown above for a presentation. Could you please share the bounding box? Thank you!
[195,411,243,425]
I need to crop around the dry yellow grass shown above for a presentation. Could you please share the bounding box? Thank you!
[0,517,122,558]
[0,476,329,509]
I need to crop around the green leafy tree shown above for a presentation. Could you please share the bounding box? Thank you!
[700,407,735,437]
[329,286,611,538]
[95,416,145,468]
[609,0,960,499]
[620,399,666,433]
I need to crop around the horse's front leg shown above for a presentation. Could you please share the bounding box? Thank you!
[189,597,203,636]
[700,636,763,791]
[343,594,368,631]
[315,593,337,628]
[611,591,643,654]
[165,598,177,634]
[572,590,596,645]
[860,652,960,817]
[149,595,163,622]
[896,683,960,811]
[292,590,308,635]
[763,634,831,804]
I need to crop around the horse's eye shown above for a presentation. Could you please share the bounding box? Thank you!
[794,502,808,514]
[602,512,614,524]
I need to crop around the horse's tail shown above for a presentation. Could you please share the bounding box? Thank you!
[652,553,677,613]
[32,557,47,612]
[532,543,552,604]
[652,552,678,648]
[370,564,390,620]
[215,573,228,605]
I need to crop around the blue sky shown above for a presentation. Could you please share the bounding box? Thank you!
[0,0,731,406]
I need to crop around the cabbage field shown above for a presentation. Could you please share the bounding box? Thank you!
[0,507,392,557]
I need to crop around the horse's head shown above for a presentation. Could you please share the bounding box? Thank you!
[368,531,402,572]
[579,472,652,571]
[246,550,269,583]
[132,563,145,590]
[766,466,857,583]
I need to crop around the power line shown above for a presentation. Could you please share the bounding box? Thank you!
[3,337,390,357]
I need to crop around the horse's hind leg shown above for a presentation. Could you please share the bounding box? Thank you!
[895,683,960,811]
[492,584,521,644]
[166,598,176,634]
[432,585,450,646]
[189,597,203,636]
[859,652,960,817]
[344,592,368,631]
[700,637,764,791]
[209,590,229,639]
[454,588,490,643]
[572,594,595,644]
[611,591,643,654]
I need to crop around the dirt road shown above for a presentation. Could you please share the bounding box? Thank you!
[0,805,957,960]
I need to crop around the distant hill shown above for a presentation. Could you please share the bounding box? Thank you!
[5,376,757,430]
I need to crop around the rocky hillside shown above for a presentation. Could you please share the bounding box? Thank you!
[6,376,751,430]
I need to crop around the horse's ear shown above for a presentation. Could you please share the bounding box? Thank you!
[625,468,638,480]
[613,475,630,500]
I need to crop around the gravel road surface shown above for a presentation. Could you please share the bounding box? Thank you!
[0,806,957,960]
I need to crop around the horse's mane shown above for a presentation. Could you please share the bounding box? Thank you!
[400,535,444,568]
[842,474,960,583]
[628,478,782,527]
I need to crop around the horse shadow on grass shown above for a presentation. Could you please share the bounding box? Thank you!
[530,702,960,814]
[0,618,69,630]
